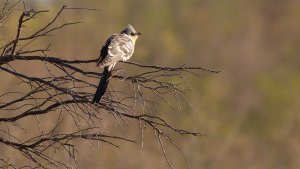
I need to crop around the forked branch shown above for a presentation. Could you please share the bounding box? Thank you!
[0,2,218,168]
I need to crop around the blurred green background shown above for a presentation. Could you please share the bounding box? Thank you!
[2,0,300,168]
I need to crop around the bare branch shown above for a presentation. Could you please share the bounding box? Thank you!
[0,3,216,168]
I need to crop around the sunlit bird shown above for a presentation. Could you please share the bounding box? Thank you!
[92,24,141,104]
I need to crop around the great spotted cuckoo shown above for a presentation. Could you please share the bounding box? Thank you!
[92,24,141,104]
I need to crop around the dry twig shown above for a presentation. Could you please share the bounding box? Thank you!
[0,2,218,168]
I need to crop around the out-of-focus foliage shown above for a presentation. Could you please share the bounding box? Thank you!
[1,0,300,168]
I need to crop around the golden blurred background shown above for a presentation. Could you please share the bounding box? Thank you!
[1,0,300,168]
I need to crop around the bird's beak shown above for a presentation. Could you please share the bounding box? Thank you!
[136,32,142,35]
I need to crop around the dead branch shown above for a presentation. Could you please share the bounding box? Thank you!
[0,2,218,168]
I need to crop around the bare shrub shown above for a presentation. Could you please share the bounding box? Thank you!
[0,1,220,168]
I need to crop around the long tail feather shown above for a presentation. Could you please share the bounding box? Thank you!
[92,67,111,104]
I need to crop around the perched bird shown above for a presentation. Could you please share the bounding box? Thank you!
[92,24,141,104]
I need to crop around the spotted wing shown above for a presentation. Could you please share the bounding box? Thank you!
[97,34,134,67]
[96,35,115,67]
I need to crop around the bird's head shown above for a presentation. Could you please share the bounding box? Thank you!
[121,24,141,41]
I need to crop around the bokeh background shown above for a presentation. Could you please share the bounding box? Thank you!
[1,0,300,168]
